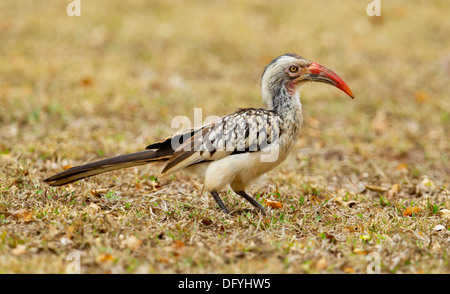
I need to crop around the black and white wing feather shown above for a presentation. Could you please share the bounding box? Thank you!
[161,108,282,175]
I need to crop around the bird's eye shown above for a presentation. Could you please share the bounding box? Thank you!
[289,66,299,73]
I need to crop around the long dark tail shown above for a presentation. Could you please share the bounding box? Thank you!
[44,149,172,186]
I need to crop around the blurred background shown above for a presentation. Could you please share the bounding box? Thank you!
[0,0,449,186]
[0,0,449,274]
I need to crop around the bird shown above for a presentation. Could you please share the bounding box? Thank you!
[44,53,354,214]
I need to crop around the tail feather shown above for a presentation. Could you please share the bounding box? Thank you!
[44,149,171,186]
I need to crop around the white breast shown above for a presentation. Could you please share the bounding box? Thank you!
[200,142,292,192]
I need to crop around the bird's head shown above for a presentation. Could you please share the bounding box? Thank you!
[261,53,354,109]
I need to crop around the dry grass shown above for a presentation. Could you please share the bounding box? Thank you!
[0,0,449,273]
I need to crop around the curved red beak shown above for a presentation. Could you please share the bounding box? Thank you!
[303,62,354,99]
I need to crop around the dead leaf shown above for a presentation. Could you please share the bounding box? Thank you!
[387,184,401,198]
[79,76,93,87]
[365,185,387,193]
[156,257,169,263]
[414,91,428,103]
[173,240,185,249]
[201,218,213,226]
[342,266,355,273]
[261,219,271,228]
[310,195,321,203]
[403,206,420,216]
[396,163,408,171]
[353,248,368,255]
[62,165,72,171]
[98,253,114,263]
[66,226,75,239]
[11,209,33,222]
[264,199,283,209]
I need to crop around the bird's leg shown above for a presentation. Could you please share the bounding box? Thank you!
[210,190,230,214]
[235,191,266,215]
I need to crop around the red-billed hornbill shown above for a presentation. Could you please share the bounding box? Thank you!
[45,53,354,214]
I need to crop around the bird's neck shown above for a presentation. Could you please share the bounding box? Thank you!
[264,85,303,130]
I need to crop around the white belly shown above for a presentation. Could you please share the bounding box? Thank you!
[201,144,292,192]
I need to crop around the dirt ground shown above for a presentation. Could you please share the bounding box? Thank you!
[0,0,449,273]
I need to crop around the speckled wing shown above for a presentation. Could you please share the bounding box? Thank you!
[161,108,282,175]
